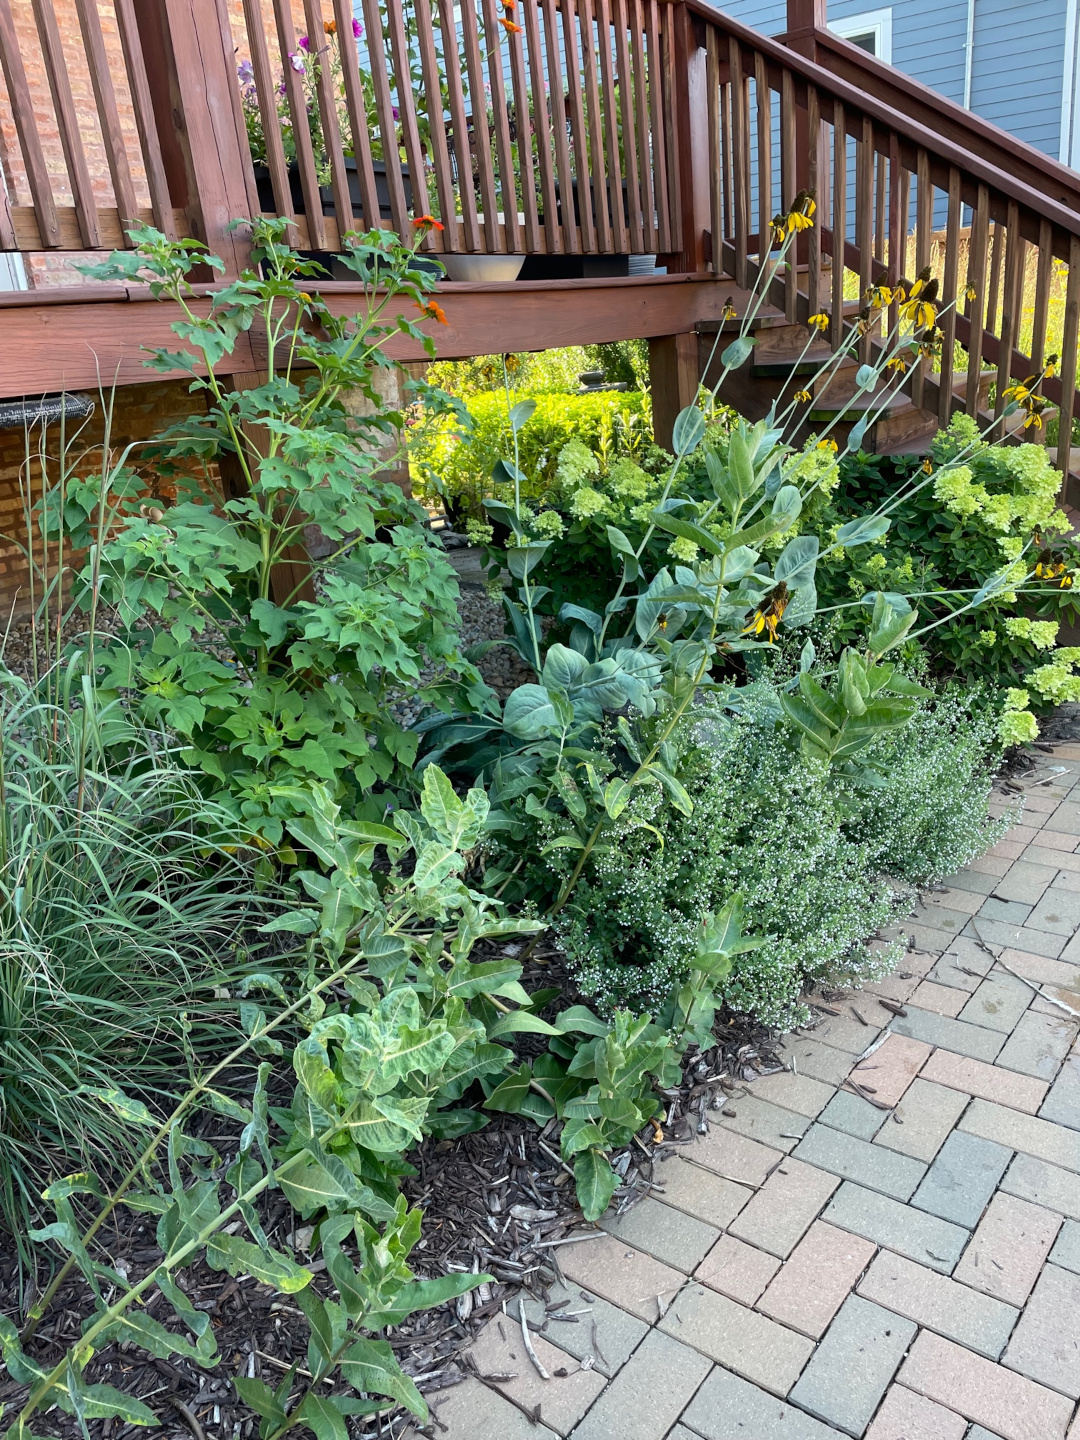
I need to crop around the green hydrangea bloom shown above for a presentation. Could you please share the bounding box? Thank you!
[999,708,1039,745]
[569,485,609,520]
[933,466,983,519]
[607,457,651,501]
[555,438,599,492]
[1004,617,1058,649]
[668,536,700,564]
[533,509,565,539]
[978,629,997,646]
[864,553,888,576]
[1030,662,1080,703]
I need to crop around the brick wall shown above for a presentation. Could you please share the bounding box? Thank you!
[0,377,211,610]
[0,0,310,288]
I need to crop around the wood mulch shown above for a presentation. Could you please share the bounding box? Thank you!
[0,933,783,1440]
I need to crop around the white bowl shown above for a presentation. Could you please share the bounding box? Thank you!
[439,254,525,282]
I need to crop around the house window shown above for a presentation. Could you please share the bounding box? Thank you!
[828,7,893,62]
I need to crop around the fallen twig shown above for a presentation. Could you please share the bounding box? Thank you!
[519,1296,550,1380]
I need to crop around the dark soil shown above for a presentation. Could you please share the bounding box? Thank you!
[0,944,781,1440]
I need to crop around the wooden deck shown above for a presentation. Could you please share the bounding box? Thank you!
[1,0,1080,472]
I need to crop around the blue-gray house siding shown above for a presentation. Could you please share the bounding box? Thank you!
[709,0,1077,166]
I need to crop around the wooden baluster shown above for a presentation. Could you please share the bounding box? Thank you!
[630,0,657,252]
[544,0,581,254]
[938,165,961,426]
[482,0,520,254]
[241,0,294,231]
[562,0,596,253]
[995,201,1022,431]
[886,134,901,339]
[508,0,541,254]
[303,0,353,232]
[113,0,175,238]
[806,83,820,319]
[74,0,140,242]
[1055,235,1080,479]
[331,0,381,233]
[459,0,500,251]
[29,0,98,246]
[830,99,846,351]
[413,0,458,248]
[707,27,722,276]
[660,0,682,256]
[439,0,481,251]
[272,0,325,248]
[597,0,629,253]
[581,0,611,252]
[720,66,733,246]
[729,37,749,289]
[524,0,561,253]
[986,220,1003,338]
[612,0,643,252]
[755,51,771,271]
[0,0,59,246]
[383,0,431,225]
[965,183,990,417]
[646,0,671,253]
[873,151,885,266]
[911,147,930,407]
[781,68,796,320]
[855,116,873,363]
[1030,219,1053,374]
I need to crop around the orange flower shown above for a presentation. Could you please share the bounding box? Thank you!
[412,214,444,232]
[323,18,337,33]
[499,15,523,31]
[418,299,448,325]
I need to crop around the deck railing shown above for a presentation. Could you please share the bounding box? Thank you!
[2,0,1080,467]
[682,0,1080,471]
[0,0,681,261]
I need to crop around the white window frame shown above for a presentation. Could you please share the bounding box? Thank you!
[829,7,893,63]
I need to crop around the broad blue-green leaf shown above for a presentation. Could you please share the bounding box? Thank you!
[234,1375,289,1425]
[555,1005,609,1036]
[487,1010,562,1039]
[648,510,725,557]
[721,335,755,370]
[848,416,869,451]
[339,1338,426,1418]
[503,684,568,739]
[836,514,891,546]
[774,535,819,588]
[508,398,537,433]
[855,363,877,389]
[574,1149,619,1220]
[543,643,588,690]
[672,405,706,456]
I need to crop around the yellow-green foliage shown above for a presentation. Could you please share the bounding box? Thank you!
[409,390,651,517]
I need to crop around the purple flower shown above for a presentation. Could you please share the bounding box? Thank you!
[237,59,254,84]
[392,105,400,120]
[353,17,363,37]
[297,34,310,51]
[288,50,306,72]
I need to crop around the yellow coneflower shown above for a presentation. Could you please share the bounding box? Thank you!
[885,356,908,374]
[794,388,812,403]
[723,296,738,322]
[964,280,978,303]
[901,275,938,330]
[1035,551,1066,580]
[1003,377,1036,404]
[808,312,830,331]
[867,284,895,309]
[1046,354,1060,378]
[922,458,934,474]
[771,213,788,248]
[818,437,838,452]
[788,190,817,224]
[741,582,790,643]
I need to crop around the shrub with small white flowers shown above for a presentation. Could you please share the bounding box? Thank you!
[549,685,1002,1029]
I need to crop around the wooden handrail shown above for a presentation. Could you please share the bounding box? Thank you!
[795,26,1080,217]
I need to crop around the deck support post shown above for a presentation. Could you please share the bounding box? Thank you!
[133,0,256,276]
[648,332,701,449]
[662,3,711,275]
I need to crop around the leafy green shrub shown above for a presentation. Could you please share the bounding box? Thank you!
[810,417,1080,734]
[56,221,482,846]
[410,387,653,522]
[0,672,269,1251]
[546,686,1001,1029]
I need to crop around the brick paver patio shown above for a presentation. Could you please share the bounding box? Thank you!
[410,746,1080,1440]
